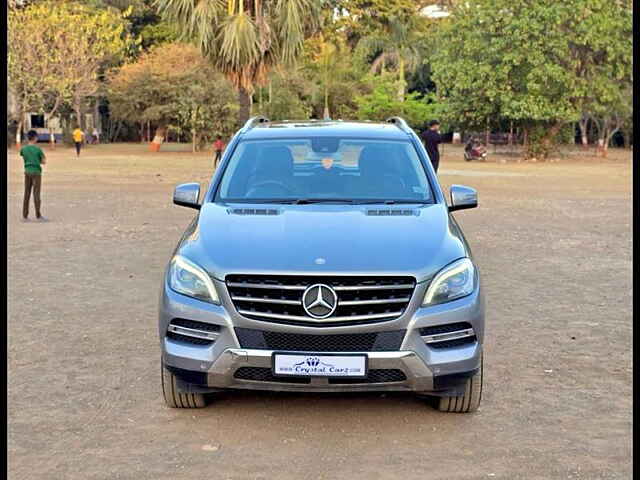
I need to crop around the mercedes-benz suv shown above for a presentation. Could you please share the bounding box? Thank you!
[159,117,485,413]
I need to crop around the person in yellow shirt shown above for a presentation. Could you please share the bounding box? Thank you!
[72,126,85,157]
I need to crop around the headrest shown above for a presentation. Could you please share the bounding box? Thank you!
[254,145,294,177]
[358,145,394,176]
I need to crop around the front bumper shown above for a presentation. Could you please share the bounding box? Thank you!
[159,278,485,395]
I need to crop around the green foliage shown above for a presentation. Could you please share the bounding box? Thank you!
[156,0,321,124]
[301,33,369,119]
[8,0,131,133]
[431,0,632,158]
[254,70,312,121]
[332,0,431,45]
[355,76,443,129]
[355,15,427,101]
[107,42,238,148]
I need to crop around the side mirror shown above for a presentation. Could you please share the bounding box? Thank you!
[173,183,201,210]
[449,185,477,212]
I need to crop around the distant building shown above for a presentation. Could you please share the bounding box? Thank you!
[22,112,64,142]
[420,4,451,19]
[8,88,94,142]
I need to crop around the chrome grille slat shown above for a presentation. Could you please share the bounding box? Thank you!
[237,309,405,323]
[422,328,475,344]
[166,319,221,345]
[227,274,416,326]
[339,297,410,306]
[232,296,301,305]
[419,323,477,349]
[227,282,306,291]
[167,324,219,341]
[333,284,415,291]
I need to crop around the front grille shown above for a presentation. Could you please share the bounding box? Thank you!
[226,274,416,326]
[233,367,406,384]
[166,319,220,346]
[419,322,476,349]
[235,328,405,352]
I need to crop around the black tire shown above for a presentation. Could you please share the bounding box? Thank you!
[437,355,483,413]
[161,361,208,408]
[464,153,472,162]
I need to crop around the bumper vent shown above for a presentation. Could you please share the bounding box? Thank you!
[234,367,310,384]
[329,369,406,384]
[226,274,416,326]
[166,319,220,346]
[235,328,405,352]
[233,367,406,384]
[419,322,476,349]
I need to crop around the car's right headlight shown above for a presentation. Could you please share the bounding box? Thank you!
[168,255,220,304]
[423,258,476,306]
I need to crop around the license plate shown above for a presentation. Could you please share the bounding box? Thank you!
[272,353,367,378]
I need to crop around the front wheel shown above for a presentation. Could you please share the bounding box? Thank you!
[464,152,472,161]
[437,355,483,413]
[161,361,208,408]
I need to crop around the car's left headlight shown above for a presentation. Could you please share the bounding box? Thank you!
[168,255,220,304]
[423,258,476,306]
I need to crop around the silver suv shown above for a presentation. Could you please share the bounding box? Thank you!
[159,117,484,413]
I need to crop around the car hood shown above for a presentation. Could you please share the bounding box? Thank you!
[177,203,469,283]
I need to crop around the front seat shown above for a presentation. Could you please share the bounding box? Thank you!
[246,145,296,198]
[356,146,406,198]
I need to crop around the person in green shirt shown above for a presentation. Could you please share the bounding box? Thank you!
[20,130,47,221]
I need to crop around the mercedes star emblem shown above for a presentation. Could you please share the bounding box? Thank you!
[302,283,338,319]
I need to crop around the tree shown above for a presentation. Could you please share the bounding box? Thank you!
[331,0,431,47]
[431,0,633,159]
[590,85,632,157]
[356,15,425,102]
[8,6,51,144]
[253,69,312,121]
[107,42,238,149]
[8,1,130,144]
[355,75,443,130]
[51,2,130,131]
[297,20,371,120]
[173,72,238,152]
[156,0,321,125]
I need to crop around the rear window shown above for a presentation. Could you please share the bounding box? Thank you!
[216,137,433,203]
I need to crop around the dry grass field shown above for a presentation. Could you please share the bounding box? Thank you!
[7,142,632,479]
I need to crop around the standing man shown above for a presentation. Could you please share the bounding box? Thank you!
[421,120,442,173]
[72,126,85,157]
[20,130,47,222]
[212,135,225,168]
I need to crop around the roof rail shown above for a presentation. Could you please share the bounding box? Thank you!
[240,116,270,132]
[386,116,411,131]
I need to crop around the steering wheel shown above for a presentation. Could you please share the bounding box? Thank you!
[246,180,295,197]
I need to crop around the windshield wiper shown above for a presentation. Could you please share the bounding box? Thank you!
[293,198,356,204]
[224,198,430,205]
[353,199,431,205]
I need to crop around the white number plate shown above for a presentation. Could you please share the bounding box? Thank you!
[273,353,367,377]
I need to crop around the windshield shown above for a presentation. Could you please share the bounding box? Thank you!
[216,137,433,204]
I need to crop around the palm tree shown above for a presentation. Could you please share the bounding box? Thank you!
[155,0,319,124]
[357,16,422,102]
[315,34,338,119]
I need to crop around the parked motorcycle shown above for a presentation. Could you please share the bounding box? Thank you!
[464,138,488,161]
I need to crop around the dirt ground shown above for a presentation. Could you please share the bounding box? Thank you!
[7,142,632,479]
